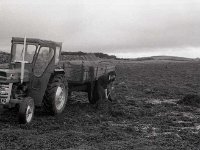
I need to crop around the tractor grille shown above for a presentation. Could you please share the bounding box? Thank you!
[0,84,10,104]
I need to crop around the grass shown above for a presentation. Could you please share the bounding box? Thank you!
[0,60,200,149]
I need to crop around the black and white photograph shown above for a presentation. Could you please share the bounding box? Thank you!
[0,0,200,149]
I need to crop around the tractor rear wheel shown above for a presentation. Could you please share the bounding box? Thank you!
[18,97,34,124]
[43,74,68,115]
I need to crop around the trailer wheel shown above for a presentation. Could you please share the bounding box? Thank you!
[88,81,99,104]
[18,97,34,124]
[43,74,68,115]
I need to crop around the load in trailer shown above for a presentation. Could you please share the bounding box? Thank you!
[0,37,116,124]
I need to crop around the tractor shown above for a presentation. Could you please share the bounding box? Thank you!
[0,37,116,124]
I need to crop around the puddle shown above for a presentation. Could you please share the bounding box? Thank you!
[107,121,132,128]
[147,99,179,105]
[182,112,197,119]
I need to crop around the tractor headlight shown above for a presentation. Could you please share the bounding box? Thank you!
[0,84,9,95]
[0,83,12,105]
[0,90,8,95]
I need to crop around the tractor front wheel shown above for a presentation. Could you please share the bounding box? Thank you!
[18,97,35,124]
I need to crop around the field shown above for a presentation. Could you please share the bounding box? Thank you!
[0,60,200,149]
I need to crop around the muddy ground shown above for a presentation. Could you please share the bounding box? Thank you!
[0,60,200,150]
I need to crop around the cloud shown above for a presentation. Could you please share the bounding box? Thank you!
[109,47,200,58]
[0,0,200,57]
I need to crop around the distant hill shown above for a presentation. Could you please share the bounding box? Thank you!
[0,51,10,63]
[61,52,99,61]
[61,51,117,60]
[132,55,194,61]
[0,50,196,63]
[0,51,117,63]
[93,52,117,59]
[151,56,193,61]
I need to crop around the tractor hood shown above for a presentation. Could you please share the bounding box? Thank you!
[0,68,29,83]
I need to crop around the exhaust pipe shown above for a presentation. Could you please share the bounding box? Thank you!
[20,36,26,84]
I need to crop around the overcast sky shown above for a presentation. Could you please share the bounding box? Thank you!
[0,0,200,58]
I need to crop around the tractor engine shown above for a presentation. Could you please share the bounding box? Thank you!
[11,83,29,99]
[0,68,29,105]
[0,82,28,105]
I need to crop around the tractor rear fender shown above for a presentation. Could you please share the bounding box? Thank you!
[29,68,66,107]
[52,68,66,85]
[54,68,65,72]
[48,69,68,96]
[53,68,65,76]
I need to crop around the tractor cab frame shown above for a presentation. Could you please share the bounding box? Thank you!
[0,37,64,124]
[10,37,62,106]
